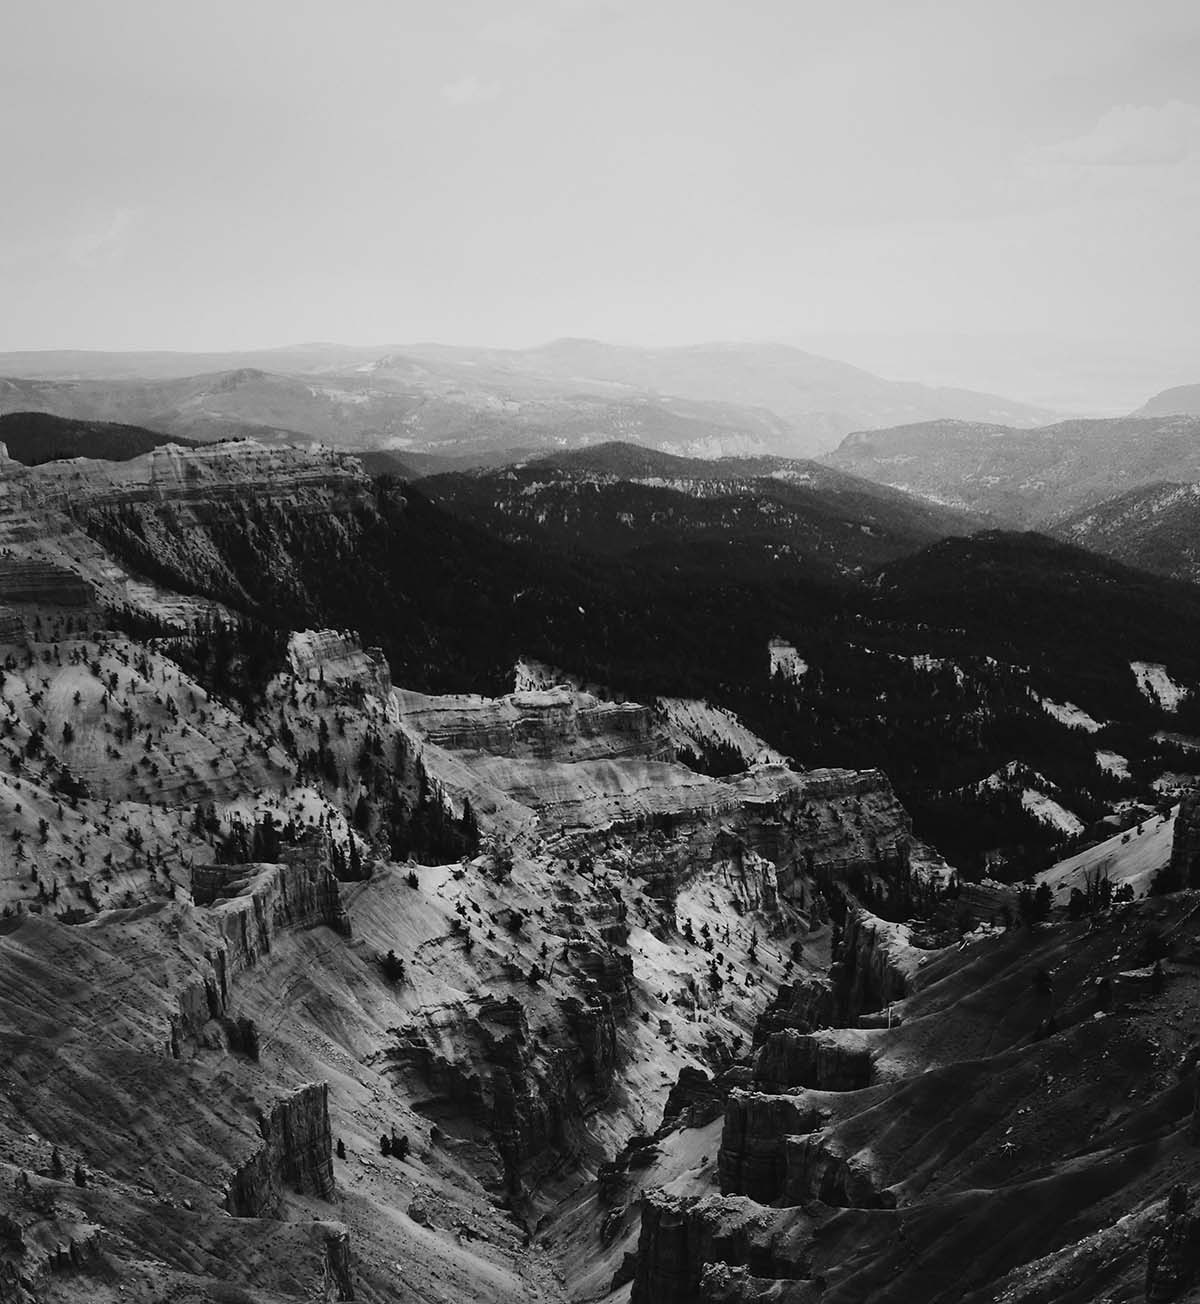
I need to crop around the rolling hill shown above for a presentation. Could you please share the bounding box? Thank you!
[1056,481,1200,585]
[419,442,991,582]
[1134,381,1200,417]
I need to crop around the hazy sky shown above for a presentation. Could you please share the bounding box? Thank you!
[3,0,1199,405]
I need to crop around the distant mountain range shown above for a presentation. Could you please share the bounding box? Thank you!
[824,414,1200,526]
[11,344,1200,590]
[0,339,1057,460]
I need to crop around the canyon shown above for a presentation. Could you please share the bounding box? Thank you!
[0,436,1197,1304]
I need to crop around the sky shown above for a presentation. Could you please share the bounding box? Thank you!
[2,0,1199,408]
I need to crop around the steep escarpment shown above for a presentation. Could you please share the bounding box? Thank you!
[195,834,353,967]
[0,557,91,606]
[830,903,923,1024]
[75,440,370,617]
[718,1093,825,1202]
[0,896,360,1302]
[0,437,369,629]
[225,1081,337,1217]
[395,685,671,762]
[621,882,1200,1304]
[630,1190,812,1304]
[1168,788,1200,890]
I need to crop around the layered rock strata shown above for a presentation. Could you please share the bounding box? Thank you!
[225,1082,337,1217]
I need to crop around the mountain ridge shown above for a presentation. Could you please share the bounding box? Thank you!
[0,339,1058,461]
[824,413,1200,525]
[1135,381,1200,417]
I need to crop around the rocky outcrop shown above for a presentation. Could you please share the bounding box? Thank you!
[385,991,589,1198]
[287,628,393,701]
[395,686,672,762]
[194,834,351,979]
[0,1178,106,1300]
[955,878,1020,929]
[712,835,779,912]
[401,680,914,908]
[225,1082,336,1218]
[174,834,350,1056]
[323,1227,356,1301]
[753,977,836,1044]
[572,943,634,1013]
[718,1090,825,1201]
[662,1067,729,1131]
[0,439,370,626]
[0,439,363,543]
[781,1130,888,1208]
[170,962,230,1054]
[832,905,921,1023]
[0,603,24,644]
[701,1264,810,1302]
[561,767,911,912]
[1146,1185,1200,1301]
[629,1190,810,1304]
[752,1029,873,1094]
[561,991,621,1087]
[1170,792,1200,889]
[0,558,91,606]
[768,638,807,684]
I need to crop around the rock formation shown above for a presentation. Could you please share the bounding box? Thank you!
[1146,1185,1200,1302]
[831,904,921,1023]
[1169,789,1200,889]
[630,1190,812,1304]
[751,1028,873,1093]
[193,832,353,979]
[0,557,91,606]
[718,1091,825,1201]
[0,438,368,624]
[753,976,836,1043]
[226,1082,337,1217]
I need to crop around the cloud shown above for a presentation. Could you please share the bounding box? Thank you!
[1034,100,1200,167]
[440,75,501,108]
[68,207,140,267]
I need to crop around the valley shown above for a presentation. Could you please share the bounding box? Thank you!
[11,3,1200,1299]
[1,364,1200,1304]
